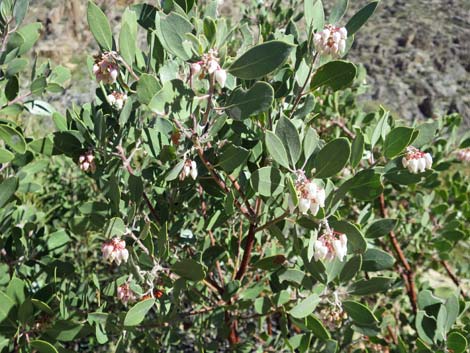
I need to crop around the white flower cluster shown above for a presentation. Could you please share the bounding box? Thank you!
[288,173,325,216]
[117,283,136,304]
[101,237,129,265]
[456,148,470,162]
[314,229,348,262]
[313,24,348,57]
[191,49,227,88]
[402,146,433,174]
[107,91,127,110]
[93,52,119,85]
[79,151,96,173]
[180,159,198,180]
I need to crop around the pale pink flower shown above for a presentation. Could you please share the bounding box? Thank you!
[117,283,136,304]
[402,146,432,174]
[314,230,348,262]
[101,237,129,265]
[314,25,348,57]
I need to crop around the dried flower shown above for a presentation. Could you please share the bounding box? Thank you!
[93,52,119,85]
[117,283,136,304]
[79,151,96,173]
[456,148,470,162]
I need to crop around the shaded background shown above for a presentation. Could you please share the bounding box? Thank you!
[29,0,469,124]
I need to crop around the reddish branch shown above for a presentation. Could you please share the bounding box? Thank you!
[378,193,418,314]
[440,260,468,300]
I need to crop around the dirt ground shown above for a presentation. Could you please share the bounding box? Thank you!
[28,0,470,125]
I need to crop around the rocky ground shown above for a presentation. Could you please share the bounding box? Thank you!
[28,0,469,125]
[346,0,470,124]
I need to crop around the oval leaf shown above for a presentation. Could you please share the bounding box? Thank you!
[310,61,357,92]
[265,131,290,169]
[229,41,295,79]
[87,1,113,51]
[124,298,155,326]
[313,138,351,178]
[226,82,274,120]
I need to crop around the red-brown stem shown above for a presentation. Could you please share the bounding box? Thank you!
[379,193,417,314]
[235,199,261,281]
[441,260,468,300]
[225,311,239,345]
[195,146,253,221]
[332,119,356,139]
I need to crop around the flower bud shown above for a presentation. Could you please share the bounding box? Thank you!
[215,68,227,88]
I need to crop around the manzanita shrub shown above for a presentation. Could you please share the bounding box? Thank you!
[1,0,469,352]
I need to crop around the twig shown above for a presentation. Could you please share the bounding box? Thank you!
[440,260,468,300]
[195,146,253,221]
[116,144,160,223]
[254,209,290,233]
[332,119,356,139]
[288,53,318,119]
[235,198,261,281]
[378,193,417,314]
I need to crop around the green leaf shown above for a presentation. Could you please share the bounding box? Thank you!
[348,277,393,295]
[365,219,397,239]
[137,74,161,105]
[218,144,250,172]
[345,1,379,36]
[119,23,136,65]
[447,332,467,353]
[87,1,113,51]
[413,121,438,148]
[350,131,364,168]
[313,137,350,178]
[124,299,155,326]
[329,0,348,24]
[306,315,330,340]
[371,109,390,147]
[0,125,26,154]
[228,41,295,79]
[303,126,319,160]
[329,220,366,254]
[226,82,274,120]
[304,0,324,32]
[290,294,321,319]
[250,166,284,197]
[339,255,362,282]
[343,300,378,325]
[362,248,395,271]
[30,340,58,353]
[171,259,206,281]
[6,58,28,77]
[286,174,299,207]
[265,131,290,169]
[13,0,29,27]
[5,76,19,101]
[155,12,193,60]
[310,61,357,92]
[0,290,15,323]
[0,148,14,163]
[384,127,415,159]
[275,116,301,166]
[0,177,18,208]
[104,217,126,238]
[253,255,286,271]
[416,310,436,345]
